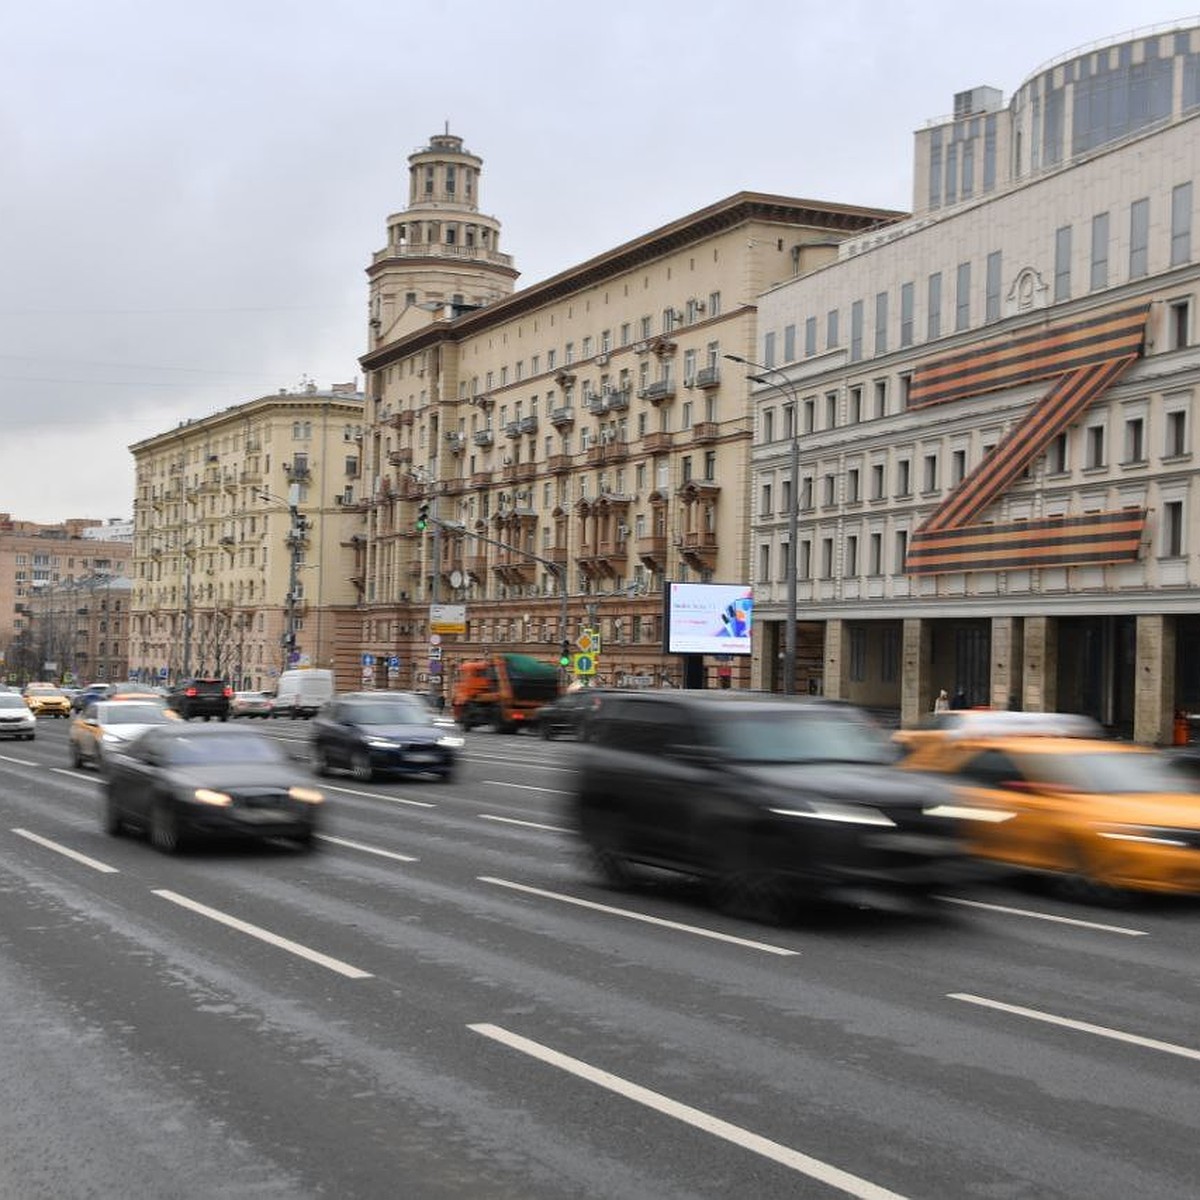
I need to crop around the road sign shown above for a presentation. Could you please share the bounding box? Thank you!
[429,634,442,647]
[430,604,467,635]
[428,660,443,675]
[361,653,376,667]
[576,629,596,653]
[572,652,596,676]
[158,666,169,679]
[387,656,400,669]
[429,645,442,661]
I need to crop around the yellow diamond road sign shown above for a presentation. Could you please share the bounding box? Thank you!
[572,652,596,676]
[576,629,597,653]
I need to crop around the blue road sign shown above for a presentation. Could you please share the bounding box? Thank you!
[361,653,376,667]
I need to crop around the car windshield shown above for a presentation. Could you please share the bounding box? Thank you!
[345,700,431,725]
[29,688,66,698]
[711,709,897,765]
[1027,751,1189,794]
[163,735,286,765]
[0,695,28,709]
[100,704,170,725]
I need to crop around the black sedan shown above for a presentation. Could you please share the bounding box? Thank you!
[311,692,462,782]
[103,725,324,853]
[534,688,612,740]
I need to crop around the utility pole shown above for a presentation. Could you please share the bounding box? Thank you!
[182,546,194,680]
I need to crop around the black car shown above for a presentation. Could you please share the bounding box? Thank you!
[571,692,973,918]
[102,724,324,852]
[166,678,232,721]
[311,692,462,782]
[535,688,612,740]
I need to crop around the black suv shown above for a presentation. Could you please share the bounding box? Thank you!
[570,691,973,918]
[166,678,232,721]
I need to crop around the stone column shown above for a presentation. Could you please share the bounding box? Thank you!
[1135,613,1175,746]
[1022,616,1057,713]
[990,616,1023,710]
[901,617,932,728]
[824,618,850,701]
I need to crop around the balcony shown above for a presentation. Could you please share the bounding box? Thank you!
[642,431,673,453]
[285,461,311,481]
[679,529,719,571]
[388,448,413,466]
[473,429,494,448]
[502,462,537,483]
[445,431,466,454]
[441,477,467,495]
[586,439,629,465]
[518,415,538,435]
[547,454,573,474]
[691,421,719,444]
[239,468,262,484]
[504,421,522,440]
[464,555,488,580]
[694,365,721,389]
[547,545,569,568]
[606,388,631,412]
[641,380,676,405]
[637,534,668,567]
[470,469,493,486]
[549,406,576,428]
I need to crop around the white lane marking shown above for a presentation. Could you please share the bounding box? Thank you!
[937,895,1147,937]
[478,814,571,834]
[317,783,435,808]
[316,834,417,863]
[152,889,373,979]
[51,767,100,782]
[483,780,569,795]
[467,755,571,771]
[949,993,1200,1063]
[13,828,119,874]
[470,1024,905,1200]
[478,876,798,956]
[0,753,39,767]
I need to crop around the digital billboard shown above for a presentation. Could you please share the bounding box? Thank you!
[663,582,753,656]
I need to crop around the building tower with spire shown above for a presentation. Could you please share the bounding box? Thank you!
[366,129,519,343]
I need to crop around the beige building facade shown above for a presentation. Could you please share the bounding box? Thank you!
[354,132,904,695]
[0,514,131,683]
[128,386,366,689]
[748,21,1200,743]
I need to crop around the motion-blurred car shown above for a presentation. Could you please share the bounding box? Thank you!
[69,699,177,771]
[534,688,611,740]
[102,724,324,852]
[892,709,1103,756]
[902,731,1200,899]
[166,677,232,721]
[231,691,275,719]
[72,682,117,712]
[22,683,72,718]
[311,692,462,782]
[0,692,36,740]
[572,692,974,918]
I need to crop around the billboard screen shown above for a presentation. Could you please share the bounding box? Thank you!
[664,582,754,656]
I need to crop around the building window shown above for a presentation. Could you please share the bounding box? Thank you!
[1169,298,1192,350]
[923,453,939,492]
[955,262,971,331]
[951,448,967,484]
[762,409,774,443]
[826,308,839,349]
[823,474,836,506]
[825,392,837,429]
[1086,424,1106,469]
[799,539,812,579]
[1129,198,1150,279]
[1166,409,1188,457]
[761,482,773,515]
[783,324,796,363]
[871,463,885,500]
[985,251,1002,323]
[848,627,866,681]
[1048,432,1068,474]
[849,387,862,424]
[1124,417,1145,464]
[846,536,859,578]
[1054,226,1072,302]
[900,282,914,348]
[804,317,817,357]
[1090,212,1110,291]
[763,330,776,368]
[895,529,908,571]
[850,300,864,362]
[803,398,815,434]
[821,538,834,578]
[869,532,883,574]
[881,626,900,682]
[874,380,887,418]
[758,544,771,581]
[874,291,888,355]
[847,468,860,503]
[897,459,911,497]
[1171,182,1193,268]
[927,272,943,340]
[1164,500,1184,557]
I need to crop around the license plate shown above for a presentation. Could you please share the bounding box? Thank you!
[407,752,437,764]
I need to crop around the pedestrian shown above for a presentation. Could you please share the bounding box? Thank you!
[933,689,950,714]
[951,687,968,710]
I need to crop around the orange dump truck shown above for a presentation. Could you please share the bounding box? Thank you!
[451,653,560,732]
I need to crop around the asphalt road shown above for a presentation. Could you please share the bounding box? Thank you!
[1,716,1198,1199]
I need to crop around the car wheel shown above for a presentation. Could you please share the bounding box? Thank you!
[438,767,457,784]
[102,793,124,837]
[541,724,555,741]
[1057,841,1129,907]
[710,836,792,925]
[313,745,331,777]
[295,829,319,852]
[351,749,374,783]
[150,801,185,854]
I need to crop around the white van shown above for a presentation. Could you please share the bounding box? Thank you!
[273,669,335,719]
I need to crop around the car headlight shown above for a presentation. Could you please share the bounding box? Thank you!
[366,737,399,749]
[436,734,465,749]
[193,788,232,807]
[289,786,324,805]
[768,800,896,827]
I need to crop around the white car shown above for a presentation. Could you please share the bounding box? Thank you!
[0,693,35,740]
[231,691,275,718]
[69,700,176,771]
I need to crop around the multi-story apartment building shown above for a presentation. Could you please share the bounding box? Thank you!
[24,573,132,684]
[355,131,904,694]
[748,20,1200,743]
[0,513,131,682]
[128,384,366,689]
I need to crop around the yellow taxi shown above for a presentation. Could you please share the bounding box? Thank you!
[902,724,1200,899]
[893,709,1102,756]
[22,683,72,718]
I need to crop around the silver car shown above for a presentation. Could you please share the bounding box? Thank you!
[0,693,35,741]
[69,700,176,771]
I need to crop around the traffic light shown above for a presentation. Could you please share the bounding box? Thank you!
[416,501,430,532]
[559,640,571,668]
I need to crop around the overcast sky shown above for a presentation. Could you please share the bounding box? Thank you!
[1,1,1192,525]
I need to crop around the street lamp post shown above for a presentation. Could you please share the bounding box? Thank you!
[254,487,308,674]
[725,354,800,696]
